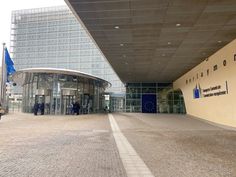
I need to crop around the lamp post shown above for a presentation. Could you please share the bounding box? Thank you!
[1,43,6,107]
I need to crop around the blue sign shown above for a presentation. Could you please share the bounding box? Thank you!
[193,84,201,99]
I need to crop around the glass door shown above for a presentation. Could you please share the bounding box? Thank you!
[34,95,45,115]
[61,95,75,115]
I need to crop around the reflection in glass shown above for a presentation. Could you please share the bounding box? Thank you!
[19,72,109,115]
[125,83,186,114]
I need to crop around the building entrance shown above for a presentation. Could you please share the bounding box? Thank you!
[15,70,110,115]
[81,94,91,114]
[142,94,157,113]
[35,95,45,115]
[61,89,77,115]
[61,95,75,115]
[126,83,186,114]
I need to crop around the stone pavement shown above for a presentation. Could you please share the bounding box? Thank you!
[113,113,236,177]
[0,113,126,177]
[0,112,236,177]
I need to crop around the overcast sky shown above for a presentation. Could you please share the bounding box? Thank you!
[0,0,66,62]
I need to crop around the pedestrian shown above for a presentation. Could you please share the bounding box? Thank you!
[75,101,80,115]
[33,102,39,116]
[72,102,76,115]
[40,103,45,115]
[104,106,108,113]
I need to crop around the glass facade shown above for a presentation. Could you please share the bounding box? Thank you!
[125,83,186,114]
[13,69,109,115]
[10,6,125,94]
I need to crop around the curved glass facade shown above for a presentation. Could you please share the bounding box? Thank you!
[10,6,125,94]
[14,69,109,115]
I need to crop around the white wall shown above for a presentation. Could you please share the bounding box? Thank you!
[174,39,236,127]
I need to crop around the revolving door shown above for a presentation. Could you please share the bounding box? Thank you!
[34,89,51,115]
[61,89,77,115]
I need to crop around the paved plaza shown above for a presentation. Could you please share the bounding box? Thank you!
[0,112,236,177]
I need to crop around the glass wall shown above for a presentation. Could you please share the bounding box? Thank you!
[21,72,108,115]
[10,6,125,95]
[125,83,186,114]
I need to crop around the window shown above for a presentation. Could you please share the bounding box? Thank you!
[207,69,209,76]
[234,54,236,61]
[201,72,203,77]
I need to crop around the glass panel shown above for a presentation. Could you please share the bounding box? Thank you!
[142,87,156,94]
[125,82,183,113]
[142,83,156,87]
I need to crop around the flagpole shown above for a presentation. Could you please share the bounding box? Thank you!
[1,43,6,107]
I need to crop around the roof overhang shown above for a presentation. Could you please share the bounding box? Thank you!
[12,67,111,88]
[65,0,236,83]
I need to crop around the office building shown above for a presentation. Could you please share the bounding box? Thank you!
[10,6,125,95]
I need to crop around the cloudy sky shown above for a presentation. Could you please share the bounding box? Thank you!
[0,0,66,62]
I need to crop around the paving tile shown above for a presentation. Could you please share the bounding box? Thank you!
[0,113,126,177]
[113,113,236,177]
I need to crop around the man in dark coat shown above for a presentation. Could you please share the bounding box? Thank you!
[74,101,80,115]
[33,102,39,116]
[40,103,45,115]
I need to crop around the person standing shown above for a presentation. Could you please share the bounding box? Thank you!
[33,102,39,116]
[40,103,45,115]
[72,102,76,115]
[75,101,80,115]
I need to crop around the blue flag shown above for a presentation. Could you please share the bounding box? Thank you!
[5,48,16,75]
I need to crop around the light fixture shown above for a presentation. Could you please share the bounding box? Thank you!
[167,42,171,45]
[176,23,181,27]
[218,40,222,43]
[120,43,124,46]
[114,26,120,29]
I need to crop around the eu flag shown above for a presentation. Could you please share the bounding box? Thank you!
[5,48,16,75]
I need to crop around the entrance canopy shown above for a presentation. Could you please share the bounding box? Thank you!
[65,0,236,83]
[12,68,110,88]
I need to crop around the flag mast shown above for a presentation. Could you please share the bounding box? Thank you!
[1,43,6,107]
